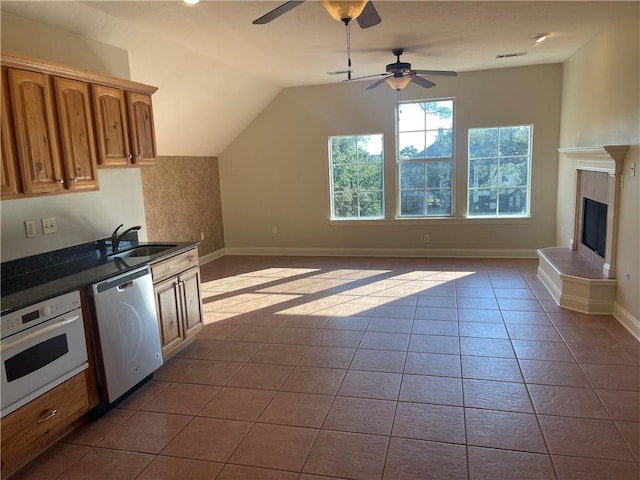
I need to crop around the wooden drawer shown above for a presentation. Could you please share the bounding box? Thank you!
[1,372,89,477]
[151,247,199,283]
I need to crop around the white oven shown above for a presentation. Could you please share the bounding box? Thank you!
[1,290,88,418]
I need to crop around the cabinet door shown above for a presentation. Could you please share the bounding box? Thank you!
[127,92,156,165]
[8,68,63,195]
[180,267,203,338]
[91,85,131,167]
[53,77,99,192]
[1,69,21,199]
[154,277,184,357]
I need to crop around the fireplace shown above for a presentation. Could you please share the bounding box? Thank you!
[582,197,607,258]
[536,145,629,314]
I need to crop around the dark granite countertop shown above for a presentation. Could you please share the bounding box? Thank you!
[1,240,199,315]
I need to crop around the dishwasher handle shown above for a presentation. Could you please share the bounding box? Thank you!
[94,266,151,295]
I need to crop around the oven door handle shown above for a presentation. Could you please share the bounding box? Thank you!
[0,315,81,352]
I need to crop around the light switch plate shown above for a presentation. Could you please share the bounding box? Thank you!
[24,220,37,238]
[42,217,57,235]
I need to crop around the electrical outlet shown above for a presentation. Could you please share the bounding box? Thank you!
[42,217,57,235]
[24,220,37,238]
[200,232,205,241]
[631,162,636,177]
[272,226,278,234]
[424,234,430,243]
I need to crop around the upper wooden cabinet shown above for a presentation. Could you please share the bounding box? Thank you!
[92,86,157,167]
[0,52,158,199]
[7,68,65,195]
[53,77,99,191]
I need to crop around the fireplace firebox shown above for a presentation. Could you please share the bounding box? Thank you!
[582,197,607,257]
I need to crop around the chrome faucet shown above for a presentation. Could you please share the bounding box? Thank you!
[111,224,142,252]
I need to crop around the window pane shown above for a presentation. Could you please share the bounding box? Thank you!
[468,188,497,216]
[469,159,497,188]
[426,161,451,188]
[399,132,426,159]
[498,187,528,215]
[332,164,357,191]
[425,129,453,158]
[398,103,426,132]
[359,191,383,217]
[499,158,528,187]
[331,136,357,165]
[357,135,383,161]
[425,100,454,129]
[400,163,425,189]
[426,189,451,216]
[401,191,425,216]
[358,163,383,190]
[499,126,530,156]
[469,128,498,159]
[334,192,358,218]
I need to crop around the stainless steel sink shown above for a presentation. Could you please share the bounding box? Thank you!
[111,244,178,259]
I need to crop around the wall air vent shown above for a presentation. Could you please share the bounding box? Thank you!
[496,52,528,59]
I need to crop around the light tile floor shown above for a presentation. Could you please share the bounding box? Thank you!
[14,256,640,479]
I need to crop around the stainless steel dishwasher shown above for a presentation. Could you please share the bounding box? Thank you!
[90,266,163,407]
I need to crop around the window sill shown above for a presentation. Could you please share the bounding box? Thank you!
[330,216,533,226]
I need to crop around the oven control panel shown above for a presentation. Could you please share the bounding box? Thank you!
[0,291,81,339]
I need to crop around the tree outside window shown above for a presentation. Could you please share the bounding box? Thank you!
[329,134,384,219]
[468,125,532,217]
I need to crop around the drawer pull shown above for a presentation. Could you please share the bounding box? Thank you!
[37,409,57,423]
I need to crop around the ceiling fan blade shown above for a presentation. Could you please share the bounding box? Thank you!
[411,75,436,89]
[344,73,387,82]
[412,69,458,76]
[366,76,389,90]
[356,1,382,29]
[253,1,305,24]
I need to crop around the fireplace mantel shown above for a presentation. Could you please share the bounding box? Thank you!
[558,145,629,173]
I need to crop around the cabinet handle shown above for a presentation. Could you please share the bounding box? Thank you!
[71,178,78,183]
[37,409,57,423]
[55,179,64,184]
[135,154,142,159]
[127,154,133,160]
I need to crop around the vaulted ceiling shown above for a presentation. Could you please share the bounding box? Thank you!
[0,1,630,156]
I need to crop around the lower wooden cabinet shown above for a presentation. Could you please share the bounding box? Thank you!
[0,372,91,479]
[151,247,203,358]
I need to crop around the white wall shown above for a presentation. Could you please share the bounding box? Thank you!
[0,13,148,262]
[219,64,562,256]
[557,4,640,320]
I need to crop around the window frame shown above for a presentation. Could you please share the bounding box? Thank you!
[396,97,456,218]
[467,124,533,218]
[328,133,385,221]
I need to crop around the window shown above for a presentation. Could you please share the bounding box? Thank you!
[468,125,532,217]
[398,99,454,217]
[329,134,384,219]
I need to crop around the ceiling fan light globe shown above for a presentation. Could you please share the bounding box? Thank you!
[385,75,412,91]
[320,1,368,22]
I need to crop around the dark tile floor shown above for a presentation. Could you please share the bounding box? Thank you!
[14,256,640,479]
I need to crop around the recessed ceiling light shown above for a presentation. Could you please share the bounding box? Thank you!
[184,0,199,5]
[531,33,550,44]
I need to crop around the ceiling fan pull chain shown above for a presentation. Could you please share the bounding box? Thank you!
[345,20,352,80]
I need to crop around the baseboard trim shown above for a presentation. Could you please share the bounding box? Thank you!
[222,247,539,258]
[199,248,226,265]
[613,303,640,341]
